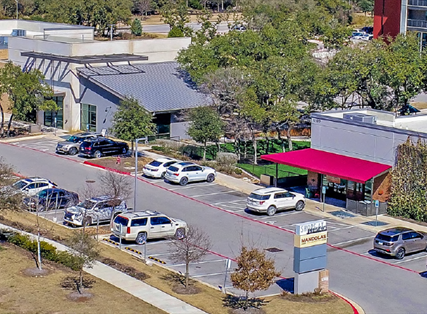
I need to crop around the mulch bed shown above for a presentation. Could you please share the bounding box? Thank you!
[171,283,201,295]
[100,257,149,281]
[281,292,336,303]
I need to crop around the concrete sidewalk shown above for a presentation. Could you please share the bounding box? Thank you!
[0,222,207,314]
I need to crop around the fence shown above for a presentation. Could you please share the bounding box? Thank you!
[346,199,387,216]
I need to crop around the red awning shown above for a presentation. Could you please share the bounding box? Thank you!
[261,148,391,183]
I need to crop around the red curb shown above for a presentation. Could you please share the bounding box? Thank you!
[82,161,131,175]
[330,291,360,314]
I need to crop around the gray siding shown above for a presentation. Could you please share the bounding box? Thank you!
[311,117,427,166]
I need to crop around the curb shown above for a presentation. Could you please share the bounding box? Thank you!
[83,161,131,175]
[331,291,364,314]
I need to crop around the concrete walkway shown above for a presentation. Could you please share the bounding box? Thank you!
[0,222,207,314]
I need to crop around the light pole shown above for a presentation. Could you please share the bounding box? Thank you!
[134,137,148,212]
[15,0,18,19]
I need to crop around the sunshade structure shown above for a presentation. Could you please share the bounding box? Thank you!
[261,148,391,183]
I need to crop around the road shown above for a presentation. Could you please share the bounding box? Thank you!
[1,138,427,314]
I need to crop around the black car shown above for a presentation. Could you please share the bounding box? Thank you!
[23,188,79,211]
[56,132,101,155]
[79,137,129,158]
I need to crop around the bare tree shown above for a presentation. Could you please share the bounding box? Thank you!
[168,225,212,288]
[136,0,152,16]
[230,246,280,310]
[67,231,100,293]
[98,171,133,200]
[0,158,23,211]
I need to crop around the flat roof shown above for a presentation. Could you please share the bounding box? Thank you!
[21,51,148,64]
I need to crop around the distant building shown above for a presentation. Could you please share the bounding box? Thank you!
[1,20,209,139]
[373,0,427,48]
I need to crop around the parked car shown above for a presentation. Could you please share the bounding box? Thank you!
[111,210,188,244]
[246,187,305,216]
[164,162,216,186]
[63,196,127,227]
[23,188,79,211]
[79,137,129,158]
[8,177,57,197]
[143,158,180,179]
[360,34,373,41]
[373,227,427,259]
[56,132,101,155]
[351,32,366,40]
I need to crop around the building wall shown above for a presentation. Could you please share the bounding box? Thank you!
[310,117,427,166]
[374,0,402,38]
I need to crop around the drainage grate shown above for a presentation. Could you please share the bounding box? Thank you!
[265,247,283,253]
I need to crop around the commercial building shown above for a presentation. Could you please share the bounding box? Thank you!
[1,20,209,139]
[262,109,427,215]
[373,0,427,47]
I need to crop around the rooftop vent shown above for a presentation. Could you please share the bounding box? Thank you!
[11,29,26,37]
[343,113,377,124]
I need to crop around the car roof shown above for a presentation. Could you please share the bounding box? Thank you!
[72,132,100,137]
[154,157,176,163]
[89,195,120,202]
[379,227,413,236]
[251,187,288,195]
[21,177,51,183]
[119,210,162,219]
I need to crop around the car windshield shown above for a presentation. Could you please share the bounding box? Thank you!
[168,166,179,172]
[249,193,270,200]
[78,200,96,209]
[12,180,28,189]
[114,216,129,226]
[66,136,81,143]
[149,161,162,167]
[376,234,399,242]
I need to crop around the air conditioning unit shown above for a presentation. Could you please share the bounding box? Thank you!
[11,29,26,37]
[343,113,377,124]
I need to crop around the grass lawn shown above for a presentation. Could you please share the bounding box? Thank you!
[239,163,308,178]
[0,206,352,314]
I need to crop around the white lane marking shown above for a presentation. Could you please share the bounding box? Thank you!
[172,259,226,267]
[328,225,357,232]
[395,254,427,264]
[213,199,247,205]
[331,236,373,247]
[192,272,226,278]
[191,190,236,198]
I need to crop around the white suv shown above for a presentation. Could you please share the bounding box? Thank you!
[10,177,57,196]
[246,187,305,216]
[111,211,188,244]
[164,162,216,186]
[143,158,180,179]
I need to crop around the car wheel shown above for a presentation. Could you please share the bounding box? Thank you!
[175,228,186,240]
[396,247,405,259]
[179,177,188,186]
[295,200,305,211]
[267,205,277,216]
[135,232,147,244]
[206,173,215,183]
[161,171,166,179]
[69,147,78,155]
[94,150,102,158]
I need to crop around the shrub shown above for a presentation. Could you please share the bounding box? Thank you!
[8,233,29,247]
[234,168,243,175]
[56,251,83,271]
[131,19,142,36]
[168,26,184,37]
[216,152,238,166]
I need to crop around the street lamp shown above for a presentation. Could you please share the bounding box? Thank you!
[134,137,148,212]
[15,0,18,19]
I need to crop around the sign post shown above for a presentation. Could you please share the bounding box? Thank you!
[119,224,123,250]
[322,186,326,212]
[375,200,380,226]
[223,259,232,294]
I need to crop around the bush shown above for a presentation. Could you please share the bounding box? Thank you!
[56,251,83,271]
[216,152,238,166]
[168,27,184,37]
[131,18,142,36]
[234,168,243,175]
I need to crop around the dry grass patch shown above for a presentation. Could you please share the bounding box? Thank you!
[0,242,165,314]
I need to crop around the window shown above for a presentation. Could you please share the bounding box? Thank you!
[402,233,411,241]
[194,166,202,171]
[165,161,176,167]
[131,218,147,227]
[44,96,64,129]
[38,183,48,188]
[114,216,129,226]
[410,232,422,239]
[151,216,171,225]
[249,193,270,200]
[81,104,97,131]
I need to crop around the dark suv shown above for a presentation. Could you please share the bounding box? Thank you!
[56,132,101,155]
[23,188,79,211]
[373,227,427,259]
[79,137,129,158]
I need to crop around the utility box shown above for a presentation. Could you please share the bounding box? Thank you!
[260,174,274,186]
[318,269,329,293]
[29,124,41,133]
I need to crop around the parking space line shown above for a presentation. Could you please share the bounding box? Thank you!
[395,254,427,264]
[172,259,226,267]
[191,191,236,198]
[213,200,246,205]
[331,236,373,247]
[328,225,357,232]
[192,272,225,278]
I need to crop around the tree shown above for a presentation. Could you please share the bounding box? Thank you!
[110,97,156,152]
[0,62,58,136]
[67,231,100,293]
[161,0,193,37]
[187,106,224,160]
[0,157,23,211]
[131,18,143,36]
[99,171,133,200]
[168,225,211,288]
[230,246,280,310]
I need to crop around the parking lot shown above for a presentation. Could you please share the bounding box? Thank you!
[9,136,427,296]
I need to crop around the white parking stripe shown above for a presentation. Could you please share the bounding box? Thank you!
[328,225,357,232]
[191,190,236,198]
[331,236,373,247]
[172,259,226,267]
[213,199,247,205]
[395,254,427,264]
[192,272,226,278]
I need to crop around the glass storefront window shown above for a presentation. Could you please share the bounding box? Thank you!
[81,104,97,131]
[44,96,64,129]
[364,179,372,202]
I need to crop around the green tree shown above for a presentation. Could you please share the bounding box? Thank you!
[161,0,192,37]
[187,106,224,160]
[230,246,280,310]
[110,97,156,152]
[131,18,143,36]
[0,62,57,137]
